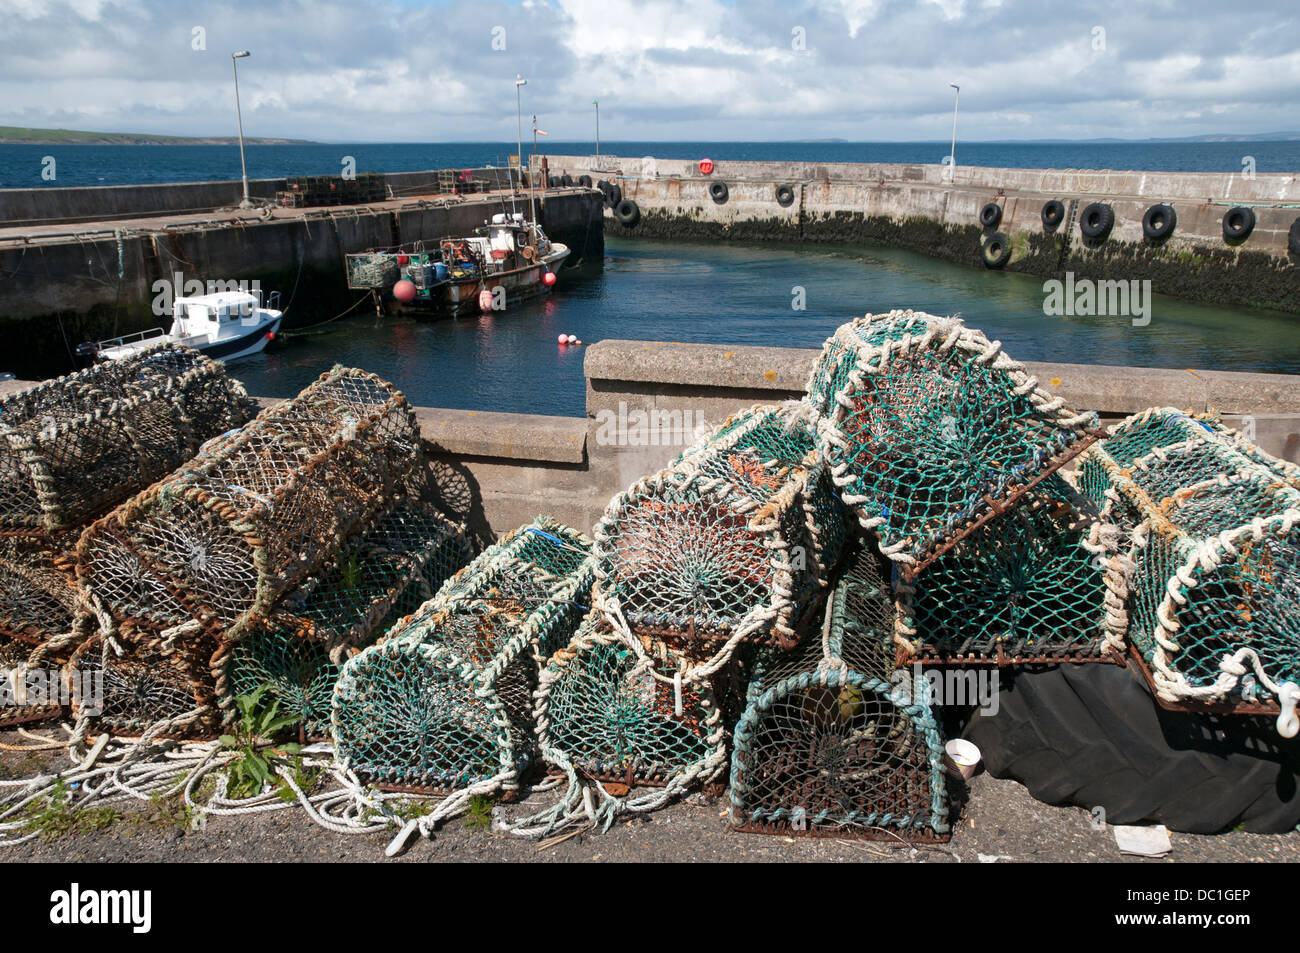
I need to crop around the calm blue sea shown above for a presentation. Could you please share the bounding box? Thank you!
[1,140,1297,188]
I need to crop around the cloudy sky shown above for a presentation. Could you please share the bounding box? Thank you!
[1,0,1297,142]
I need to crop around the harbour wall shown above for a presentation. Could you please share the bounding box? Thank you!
[0,184,604,377]
[538,154,1300,314]
[0,168,517,227]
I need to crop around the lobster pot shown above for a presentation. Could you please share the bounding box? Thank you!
[730,550,949,841]
[0,533,79,648]
[537,618,741,789]
[0,639,63,727]
[594,404,846,654]
[224,499,470,736]
[76,367,421,639]
[1077,407,1298,530]
[66,625,225,737]
[0,344,254,535]
[332,519,594,790]
[896,476,1129,664]
[1124,470,1300,714]
[346,253,401,289]
[806,311,1097,574]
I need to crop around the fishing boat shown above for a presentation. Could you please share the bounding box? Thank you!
[345,213,568,317]
[77,289,282,363]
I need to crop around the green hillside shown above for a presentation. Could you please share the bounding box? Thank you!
[0,126,313,145]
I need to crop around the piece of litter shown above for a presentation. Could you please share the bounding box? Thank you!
[1113,825,1172,858]
[977,852,1013,863]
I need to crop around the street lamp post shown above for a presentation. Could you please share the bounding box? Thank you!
[593,99,599,167]
[231,50,252,208]
[948,83,960,183]
[515,75,527,195]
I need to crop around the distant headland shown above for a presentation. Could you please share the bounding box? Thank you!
[0,125,314,145]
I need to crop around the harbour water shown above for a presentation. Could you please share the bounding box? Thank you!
[4,139,1300,188]
[233,236,1300,417]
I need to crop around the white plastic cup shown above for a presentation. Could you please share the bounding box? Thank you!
[943,739,982,780]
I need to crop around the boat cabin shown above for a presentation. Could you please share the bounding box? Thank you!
[171,290,267,340]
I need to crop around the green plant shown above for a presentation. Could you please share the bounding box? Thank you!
[463,794,496,831]
[219,685,303,800]
[22,779,122,840]
[339,551,363,591]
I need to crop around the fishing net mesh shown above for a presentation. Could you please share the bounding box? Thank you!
[594,404,845,653]
[730,547,949,840]
[0,533,79,648]
[1075,408,1300,708]
[536,620,729,788]
[807,311,1097,573]
[896,475,1128,663]
[0,344,255,534]
[76,366,422,639]
[224,500,471,735]
[331,519,595,791]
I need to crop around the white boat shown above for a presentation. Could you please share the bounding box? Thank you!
[79,289,283,363]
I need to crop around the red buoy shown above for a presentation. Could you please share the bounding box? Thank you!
[393,279,417,302]
[543,271,557,287]
[397,254,409,265]
[699,158,714,175]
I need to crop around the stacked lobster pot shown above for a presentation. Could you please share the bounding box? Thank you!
[1076,408,1300,735]
[0,345,255,721]
[72,367,427,736]
[894,474,1130,665]
[805,311,1121,662]
[551,404,848,812]
[331,518,594,796]
[730,544,950,841]
[806,310,1101,579]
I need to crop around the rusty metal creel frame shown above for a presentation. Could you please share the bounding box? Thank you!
[75,366,422,641]
[0,343,256,535]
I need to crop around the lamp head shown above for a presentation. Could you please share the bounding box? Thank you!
[515,75,527,87]
[233,50,250,58]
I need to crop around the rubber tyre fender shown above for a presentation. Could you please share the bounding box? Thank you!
[577,174,593,188]
[1079,202,1115,241]
[607,183,622,208]
[1041,199,1066,231]
[1141,203,1176,242]
[1223,206,1256,242]
[775,184,795,208]
[1290,217,1300,257]
[709,181,729,205]
[614,199,641,228]
[979,201,1003,229]
[963,663,1300,834]
[547,174,559,189]
[981,231,1012,269]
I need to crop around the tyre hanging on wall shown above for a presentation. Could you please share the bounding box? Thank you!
[560,173,574,187]
[1041,199,1066,231]
[607,183,622,208]
[1290,217,1300,256]
[1079,202,1115,241]
[981,231,1012,269]
[577,174,592,188]
[709,181,729,205]
[547,174,559,189]
[963,663,1300,834]
[1141,203,1176,242]
[775,184,795,208]
[614,198,641,228]
[1222,206,1256,242]
[978,201,1003,229]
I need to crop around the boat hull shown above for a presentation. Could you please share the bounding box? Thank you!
[396,245,571,318]
[98,316,281,363]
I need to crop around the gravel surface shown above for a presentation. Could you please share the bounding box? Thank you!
[2,731,1296,863]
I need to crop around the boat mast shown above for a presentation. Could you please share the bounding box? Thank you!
[530,115,539,230]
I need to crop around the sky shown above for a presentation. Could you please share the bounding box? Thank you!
[1,0,1298,142]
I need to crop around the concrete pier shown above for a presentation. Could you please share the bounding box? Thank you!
[0,174,605,376]
[540,154,1300,315]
